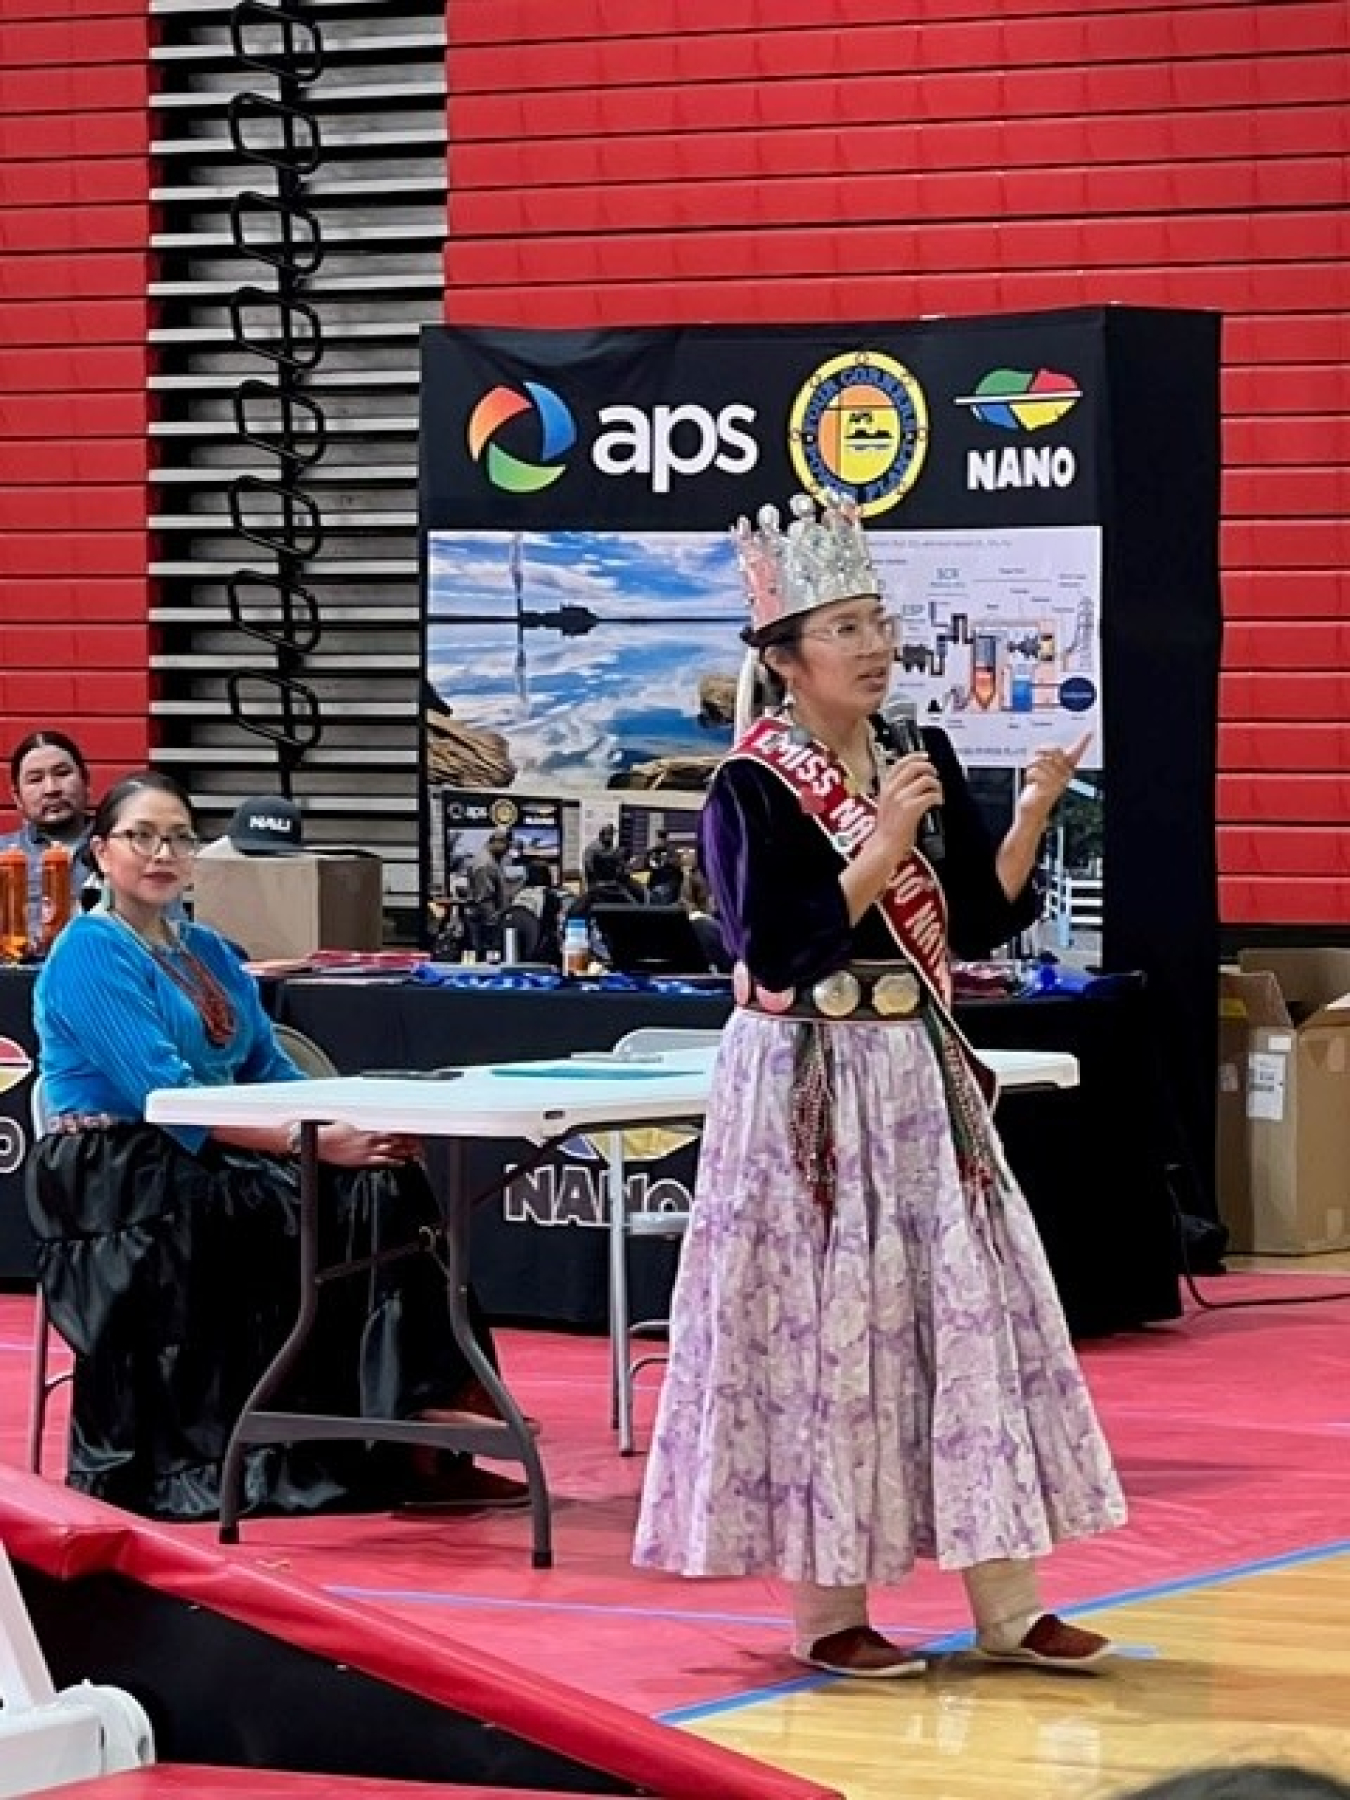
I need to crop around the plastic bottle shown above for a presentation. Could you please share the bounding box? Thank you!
[38,843,73,954]
[563,917,590,978]
[0,846,27,963]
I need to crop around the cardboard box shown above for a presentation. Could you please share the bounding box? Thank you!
[1217,949,1350,1255]
[191,847,384,962]
[1216,965,1284,1245]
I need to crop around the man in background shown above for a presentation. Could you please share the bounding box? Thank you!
[0,730,98,939]
[583,823,644,904]
[465,829,511,956]
[644,830,685,906]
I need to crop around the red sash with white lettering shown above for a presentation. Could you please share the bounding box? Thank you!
[732,715,998,1104]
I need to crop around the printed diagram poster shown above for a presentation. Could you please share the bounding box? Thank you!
[875,526,1102,771]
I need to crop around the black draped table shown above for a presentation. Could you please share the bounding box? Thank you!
[275,977,1182,1339]
[0,965,1182,1335]
[0,970,39,1282]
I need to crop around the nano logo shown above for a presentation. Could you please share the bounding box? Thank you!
[467,381,577,493]
[954,369,1082,433]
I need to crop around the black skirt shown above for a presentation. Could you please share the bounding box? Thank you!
[27,1124,487,1521]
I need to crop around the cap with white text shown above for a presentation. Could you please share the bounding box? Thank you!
[227,795,305,857]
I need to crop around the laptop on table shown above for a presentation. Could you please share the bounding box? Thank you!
[589,904,724,983]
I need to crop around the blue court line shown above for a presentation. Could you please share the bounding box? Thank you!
[326,1533,1350,1727]
[328,1531,1350,1632]
[326,1588,801,1630]
[660,1536,1350,1725]
[656,1649,1158,1728]
[1030,1533,1350,1618]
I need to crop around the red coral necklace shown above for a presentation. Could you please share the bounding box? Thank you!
[108,910,237,1048]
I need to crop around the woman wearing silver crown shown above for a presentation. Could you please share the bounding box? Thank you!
[633,493,1124,1678]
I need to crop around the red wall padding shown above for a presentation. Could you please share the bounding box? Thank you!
[1,3,1345,922]
[0,0,151,815]
[0,1467,842,1800]
[445,0,1350,927]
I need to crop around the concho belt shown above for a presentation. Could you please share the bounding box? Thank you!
[734,959,924,1023]
[49,1111,125,1134]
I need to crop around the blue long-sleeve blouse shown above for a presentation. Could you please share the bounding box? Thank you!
[34,911,302,1151]
[699,723,1041,997]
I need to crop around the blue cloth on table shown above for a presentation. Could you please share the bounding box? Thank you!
[410,963,730,998]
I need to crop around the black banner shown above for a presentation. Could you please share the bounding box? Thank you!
[420,314,1105,534]
[418,306,1221,1214]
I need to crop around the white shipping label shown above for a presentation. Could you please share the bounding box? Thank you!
[1246,1051,1287,1122]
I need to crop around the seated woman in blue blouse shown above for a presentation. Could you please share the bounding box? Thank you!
[29,769,521,1521]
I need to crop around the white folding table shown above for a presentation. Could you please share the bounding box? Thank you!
[147,1043,1077,1566]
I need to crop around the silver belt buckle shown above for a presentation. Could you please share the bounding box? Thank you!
[811,969,862,1019]
[873,971,921,1018]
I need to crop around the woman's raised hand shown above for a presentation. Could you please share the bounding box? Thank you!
[1016,732,1092,826]
[873,751,945,861]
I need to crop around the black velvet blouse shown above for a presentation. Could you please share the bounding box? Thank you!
[698,723,1041,997]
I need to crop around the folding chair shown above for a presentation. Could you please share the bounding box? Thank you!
[0,1542,153,1791]
[26,1077,72,1476]
[272,1022,339,1079]
[24,1028,339,1475]
[605,1026,721,1454]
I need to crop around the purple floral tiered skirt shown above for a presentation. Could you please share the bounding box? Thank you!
[633,1010,1126,1586]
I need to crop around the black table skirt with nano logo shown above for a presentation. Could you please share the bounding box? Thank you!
[0,970,40,1282]
[274,978,1181,1339]
[0,970,1182,1339]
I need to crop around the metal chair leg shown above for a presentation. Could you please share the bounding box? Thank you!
[27,1290,54,1476]
[606,1132,639,1454]
[28,1287,74,1477]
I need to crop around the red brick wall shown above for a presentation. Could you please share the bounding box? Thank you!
[0,0,152,827]
[445,0,1350,928]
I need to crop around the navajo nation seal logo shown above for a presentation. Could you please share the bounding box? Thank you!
[789,351,929,518]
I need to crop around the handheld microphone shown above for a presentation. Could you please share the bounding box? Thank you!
[881,698,946,863]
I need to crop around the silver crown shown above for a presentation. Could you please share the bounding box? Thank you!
[732,491,882,634]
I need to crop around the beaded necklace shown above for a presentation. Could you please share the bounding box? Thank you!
[783,708,885,799]
[107,909,238,1048]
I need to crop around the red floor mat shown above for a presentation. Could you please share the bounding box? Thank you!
[4,1272,1349,1718]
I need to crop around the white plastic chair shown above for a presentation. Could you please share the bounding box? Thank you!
[26,1078,73,1477]
[605,1026,721,1454]
[0,1542,154,1794]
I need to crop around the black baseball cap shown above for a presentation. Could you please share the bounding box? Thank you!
[227,795,305,857]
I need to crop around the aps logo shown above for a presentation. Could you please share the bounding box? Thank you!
[466,380,758,496]
[467,381,578,494]
[789,351,929,518]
